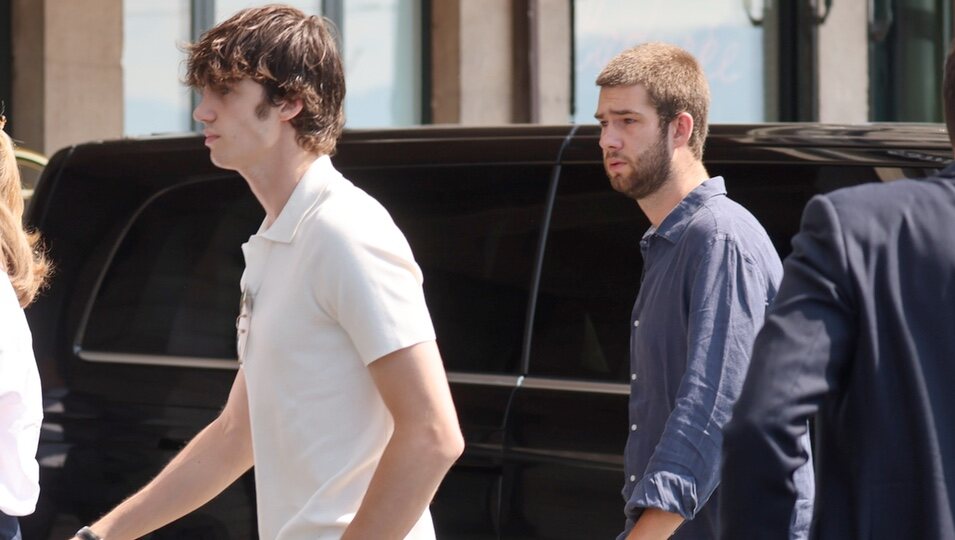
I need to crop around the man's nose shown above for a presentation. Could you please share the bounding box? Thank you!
[193,91,214,124]
[599,126,621,152]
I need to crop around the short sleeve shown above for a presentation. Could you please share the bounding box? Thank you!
[312,199,436,365]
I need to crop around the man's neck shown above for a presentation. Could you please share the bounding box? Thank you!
[637,158,709,228]
[241,145,321,229]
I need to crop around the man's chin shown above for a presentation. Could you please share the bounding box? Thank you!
[608,173,630,194]
[208,153,239,172]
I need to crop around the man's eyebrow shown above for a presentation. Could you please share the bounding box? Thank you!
[594,109,643,120]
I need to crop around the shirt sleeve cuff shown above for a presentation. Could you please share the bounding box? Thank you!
[625,470,702,520]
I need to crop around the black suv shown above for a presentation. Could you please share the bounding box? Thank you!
[21,124,950,539]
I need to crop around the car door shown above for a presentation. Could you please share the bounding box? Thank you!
[498,136,639,539]
[337,128,567,538]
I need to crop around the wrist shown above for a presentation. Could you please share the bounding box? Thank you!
[75,526,103,540]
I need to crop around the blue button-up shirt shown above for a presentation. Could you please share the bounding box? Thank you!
[620,177,814,539]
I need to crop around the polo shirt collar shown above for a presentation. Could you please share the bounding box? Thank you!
[257,155,336,244]
[653,176,726,243]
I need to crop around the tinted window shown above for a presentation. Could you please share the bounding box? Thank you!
[529,161,944,381]
[708,163,945,259]
[81,177,261,359]
[342,163,552,375]
[529,163,645,382]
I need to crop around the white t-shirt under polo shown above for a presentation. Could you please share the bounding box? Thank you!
[239,156,437,540]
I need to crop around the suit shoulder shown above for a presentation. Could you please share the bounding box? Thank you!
[825,174,951,210]
[815,176,955,242]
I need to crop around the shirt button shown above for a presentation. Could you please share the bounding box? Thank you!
[631,424,637,431]
[631,373,637,381]
[633,320,640,327]
[630,475,636,482]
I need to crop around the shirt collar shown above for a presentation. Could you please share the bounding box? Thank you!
[256,155,337,244]
[652,176,726,244]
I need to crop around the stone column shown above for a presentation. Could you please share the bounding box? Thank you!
[431,0,570,125]
[816,0,868,123]
[12,0,122,155]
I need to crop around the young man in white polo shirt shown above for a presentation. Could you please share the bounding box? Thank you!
[71,6,464,540]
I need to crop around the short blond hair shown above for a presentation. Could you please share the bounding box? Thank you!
[596,43,710,160]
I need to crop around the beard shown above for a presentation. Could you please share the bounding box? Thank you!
[605,133,672,200]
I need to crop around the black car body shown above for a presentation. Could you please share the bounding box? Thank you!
[20,124,950,539]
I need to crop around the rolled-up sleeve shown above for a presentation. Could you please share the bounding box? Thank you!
[627,236,770,520]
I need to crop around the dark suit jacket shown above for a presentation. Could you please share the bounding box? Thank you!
[719,163,955,539]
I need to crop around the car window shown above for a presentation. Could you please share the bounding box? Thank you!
[709,162,944,259]
[342,163,553,375]
[529,163,646,382]
[528,161,944,382]
[80,177,261,360]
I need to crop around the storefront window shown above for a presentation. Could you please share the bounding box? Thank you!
[123,0,192,135]
[123,0,421,136]
[869,0,952,122]
[214,1,321,23]
[573,0,765,123]
[343,0,422,127]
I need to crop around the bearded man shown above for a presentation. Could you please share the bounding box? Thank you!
[593,43,814,540]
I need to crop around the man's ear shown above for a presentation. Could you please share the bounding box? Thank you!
[278,98,304,122]
[670,112,694,149]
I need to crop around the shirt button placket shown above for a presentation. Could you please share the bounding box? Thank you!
[631,321,639,384]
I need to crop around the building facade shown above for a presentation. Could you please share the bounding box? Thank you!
[0,0,952,156]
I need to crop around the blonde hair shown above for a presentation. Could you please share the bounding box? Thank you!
[0,129,50,307]
[596,42,710,160]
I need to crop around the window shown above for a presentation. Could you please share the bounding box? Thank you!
[122,0,192,135]
[342,0,423,127]
[81,177,261,359]
[869,0,953,121]
[529,163,645,382]
[573,0,766,123]
[214,1,321,23]
[528,156,945,382]
[341,162,553,374]
[123,0,423,136]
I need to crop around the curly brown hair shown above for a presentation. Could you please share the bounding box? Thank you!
[596,43,710,161]
[186,5,345,155]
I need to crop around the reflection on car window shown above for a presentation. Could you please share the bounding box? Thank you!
[344,163,552,375]
[81,177,262,359]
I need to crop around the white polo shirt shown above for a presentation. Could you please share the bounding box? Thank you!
[239,156,437,539]
[0,273,42,517]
